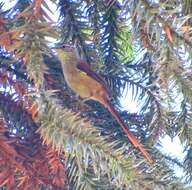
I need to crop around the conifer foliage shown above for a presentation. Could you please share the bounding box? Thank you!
[0,0,191,189]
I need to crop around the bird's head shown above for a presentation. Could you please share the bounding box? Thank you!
[53,44,77,62]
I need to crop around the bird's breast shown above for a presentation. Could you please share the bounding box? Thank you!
[64,68,107,99]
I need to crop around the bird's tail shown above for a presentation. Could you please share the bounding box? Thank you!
[103,98,153,163]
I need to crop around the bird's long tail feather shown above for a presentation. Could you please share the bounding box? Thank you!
[103,98,153,163]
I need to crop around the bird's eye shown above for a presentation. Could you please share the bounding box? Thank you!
[62,45,66,49]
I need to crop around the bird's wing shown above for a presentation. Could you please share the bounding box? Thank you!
[76,60,107,89]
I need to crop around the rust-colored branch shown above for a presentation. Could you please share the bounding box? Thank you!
[0,99,67,189]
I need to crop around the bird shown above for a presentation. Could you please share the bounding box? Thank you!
[54,44,153,163]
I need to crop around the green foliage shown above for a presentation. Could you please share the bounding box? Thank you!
[58,0,95,63]
[36,92,137,188]
[0,0,191,189]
